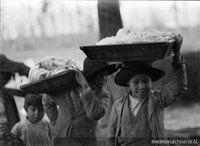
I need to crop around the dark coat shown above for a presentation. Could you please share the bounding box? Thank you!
[106,60,187,146]
[0,54,30,87]
[0,54,30,132]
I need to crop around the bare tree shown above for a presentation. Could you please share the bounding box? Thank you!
[172,1,179,29]
[98,0,123,39]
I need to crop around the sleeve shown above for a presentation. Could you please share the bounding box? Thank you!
[42,94,58,125]
[11,122,21,137]
[43,120,52,142]
[79,87,110,121]
[158,57,187,108]
[0,54,30,77]
[106,102,118,146]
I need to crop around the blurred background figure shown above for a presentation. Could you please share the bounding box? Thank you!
[0,54,30,132]
[0,99,7,136]
[0,99,25,146]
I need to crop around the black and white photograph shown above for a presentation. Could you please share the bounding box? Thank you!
[0,0,200,146]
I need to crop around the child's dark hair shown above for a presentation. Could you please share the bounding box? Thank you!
[24,94,43,111]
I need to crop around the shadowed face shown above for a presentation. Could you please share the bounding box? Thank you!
[0,102,7,136]
[89,70,109,90]
[128,74,152,99]
[26,105,44,123]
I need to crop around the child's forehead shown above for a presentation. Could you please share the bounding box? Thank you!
[28,104,42,108]
[131,74,151,80]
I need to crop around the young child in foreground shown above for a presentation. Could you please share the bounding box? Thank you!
[11,94,52,146]
[106,35,187,146]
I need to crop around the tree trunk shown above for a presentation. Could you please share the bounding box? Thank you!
[98,0,123,39]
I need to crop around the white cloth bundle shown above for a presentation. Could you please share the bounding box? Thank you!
[29,56,80,82]
[96,28,177,45]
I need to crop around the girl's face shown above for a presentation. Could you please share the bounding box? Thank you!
[90,70,109,90]
[0,102,7,136]
[26,105,44,123]
[128,74,152,99]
